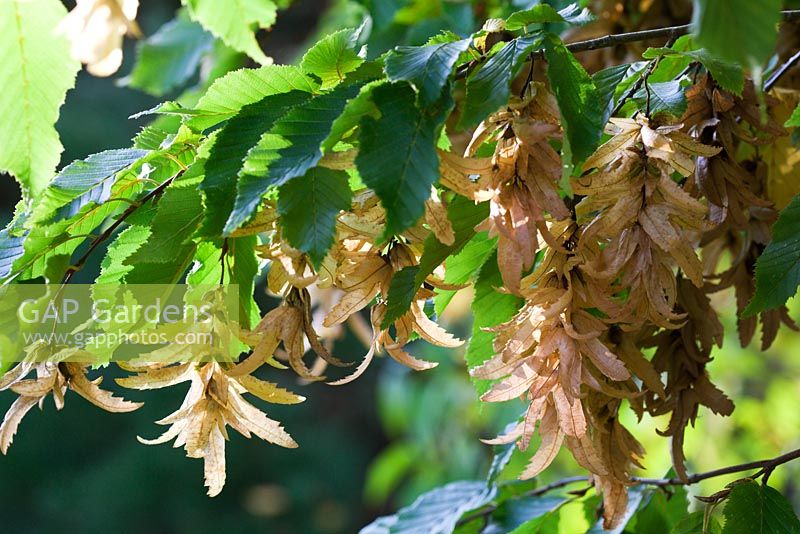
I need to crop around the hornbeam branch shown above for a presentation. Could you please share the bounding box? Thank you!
[61,171,184,284]
[455,10,800,80]
[457,447,800,527]
[556,9,800,57]
[765,49,800,92]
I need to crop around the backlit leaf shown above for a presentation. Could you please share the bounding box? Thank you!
[29,149,148,225]
[745,194,800,315]
[692,0,780,69]
[0,0,79,198]
[301,28,364,90]
[721,480,800,534]
[122,12,215,96]
[182,0,276,65]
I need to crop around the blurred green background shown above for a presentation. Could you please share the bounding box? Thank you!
[0,1,798,533]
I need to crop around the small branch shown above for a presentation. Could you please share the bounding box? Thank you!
[527,475,590,496]
[219,238,229,285]
[61,173,183,284]
[564,25,686,55]
[765,49,800,92]
[609,36,674,118]
[519,53,536,98]
[456,448,800,527]
[632,447,800,487]
[455,476,590,528]
[455,10,800,81]
[562,10,798,57]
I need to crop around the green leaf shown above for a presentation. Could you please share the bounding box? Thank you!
[486,432,516,485]
[633,80,688,117]
[96,225,152,285]
[226,235,260,328]
[415,195,490,288]
[361,481,497,534]
[252,83,361,187]
[785,104,800,128]
[466,252,522,395]
[123,244,197,286]
[122,13,215,97]
[3,152,189,281]
[385,39,471,105]
[510,499,563,534]
[133,126,172,150]
[364,443,417,506]
[434,232,497,315]
[277,167,352,267]
[381,196,487,324]
[671,512,722,534]
[301,28,364,90]
[592,64,631,127]
[542,33,603,165]
[678,49,744,95]
[627,477,689,532]
[186,242,223,286]
[357,83,449,238]
[227,83,361,233]
[29,149,149,225]
[322,80,384,152]
[186,65,317,131]
[182,0,276,65]
[642,47,744,96]
[199,90,311,237]
[745,194,800,315]
[0,229,26,281]
[0,0,79,199]
[691,0,780,69]
[128,185,203,264]
[554,3,595,25]
[505,3,594,31]
[460,36,540,129]
[382,265,421,329]
[721,480,800,534]
[506,4,565,30]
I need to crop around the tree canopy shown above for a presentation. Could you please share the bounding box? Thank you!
[1,0,800,532]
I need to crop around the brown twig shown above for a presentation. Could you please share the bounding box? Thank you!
[632,447,800,487]
[765,49,800,92]
[61,172,183,284]
[456,447,800,527]
[455,10,800,81]
[219,238,229,285]
[610,34,678,117]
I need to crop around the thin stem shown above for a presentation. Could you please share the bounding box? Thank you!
[61,172,183,284]
[455,10,800,81]
[519,53,536,98]
[219,238,229,285]
[632,447,800,487]
[765,49,800,92]
[610,34,678,117]
[456,477,590,528]
[456,448,800,528]
[562,10,799,56]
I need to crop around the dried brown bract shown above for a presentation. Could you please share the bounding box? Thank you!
[121,361,301,496]
[0,342,141,454]
[464,85,570,293]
